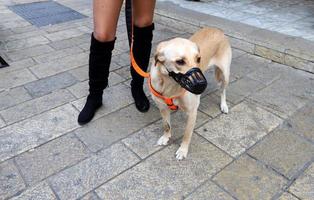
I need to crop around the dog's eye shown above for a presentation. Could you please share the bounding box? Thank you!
[176,59,185,65]
[197,57,201,63]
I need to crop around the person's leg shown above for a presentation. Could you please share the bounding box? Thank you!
[133,0,156,27]
[78,0,123,125]
[131,0,156,112]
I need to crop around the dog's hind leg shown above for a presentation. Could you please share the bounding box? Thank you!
[157,108,171,146]
[215,67,229,113]
[215,47,231,114]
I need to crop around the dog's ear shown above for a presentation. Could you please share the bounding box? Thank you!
[154,42,166,66]
[154,52,165,66]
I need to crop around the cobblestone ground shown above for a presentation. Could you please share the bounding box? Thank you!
[0,0,314,200]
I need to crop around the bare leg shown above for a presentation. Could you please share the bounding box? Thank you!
[133,0,156,27]
[157,109,171,145]
[176,110,197,160]
[93,0,124,42]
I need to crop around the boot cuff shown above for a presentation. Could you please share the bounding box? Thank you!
[133,23,154,39]
[90,33,116,52]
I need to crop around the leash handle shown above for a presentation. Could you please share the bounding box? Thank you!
[129,0,150,78]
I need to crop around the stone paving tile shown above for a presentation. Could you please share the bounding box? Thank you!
[0,89,75,125]
[218,76,266,104]
[44,28,85,42]
[242,15,288,29]
[32,46,83,63]
[249,127,314,179]
[96,135,232,199]
[185,180,235,200]
[72,83,134,121]
[5,45,54,62]
[211,8,254,22]
[77,42,90,51]
[112,52,131,68]
[289,163,314,200]
[196,102,282,157]
[247,60,283,85]
[42,20,83,34]
[122,111,209,159]
[10,181,57,200]
[29,52,89,78]
[278,192,299,200]
[249,63,314,118]
[214,155,287,200]
[0,87,32,111]
[15,133,89,185]
[9,25,38,34]
[285,101,314,143]
[75,103,161,153]
[0,117,5,128]
[254,45,285,64]
[48,33,90,50]
[0,20,30,30]
[79,191,101,200]
[0,104,79,162]
[49,143,140,200]
[67,72,125,99]
[230,53,271,80]
[229,37,255,54]
[0,29,13,39]
[114,40,130,54]
[199,93,233,118]
[202,69,220,96]
[232,48,247,59]
[0,160,25,199]
[0,68,37,90]
[1,35,50,51]
[285,54,314,73]
[0,58,37,73]
[24,72,78,98]
[67,65,89,81]
[114,66,132,80]
[152,25,184,44]
[3,29,46,42]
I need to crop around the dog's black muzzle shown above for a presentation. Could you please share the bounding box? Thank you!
[168,67,207,95]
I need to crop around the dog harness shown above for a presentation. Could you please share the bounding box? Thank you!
[148,77,186,110]
[130,50,185,110]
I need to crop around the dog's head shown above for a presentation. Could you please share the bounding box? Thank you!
[153,38,207,94]
[154,37,201,75]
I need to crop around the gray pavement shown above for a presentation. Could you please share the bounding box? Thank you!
[161,0,314,41]
[0,0,314,199]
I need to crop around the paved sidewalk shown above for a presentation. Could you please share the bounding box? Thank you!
[162,0,314,41]
[0,0,314,199]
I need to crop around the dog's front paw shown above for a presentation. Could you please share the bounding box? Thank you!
[157,135,170,146]
[175,146,188,160]
[220,102,229,114]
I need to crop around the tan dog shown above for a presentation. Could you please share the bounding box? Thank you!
[150,27,232,160]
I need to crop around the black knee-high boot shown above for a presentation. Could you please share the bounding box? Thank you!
[131,23,154,112]
[78,34,115,125]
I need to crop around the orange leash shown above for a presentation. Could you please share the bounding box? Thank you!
[130,46,150,78]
